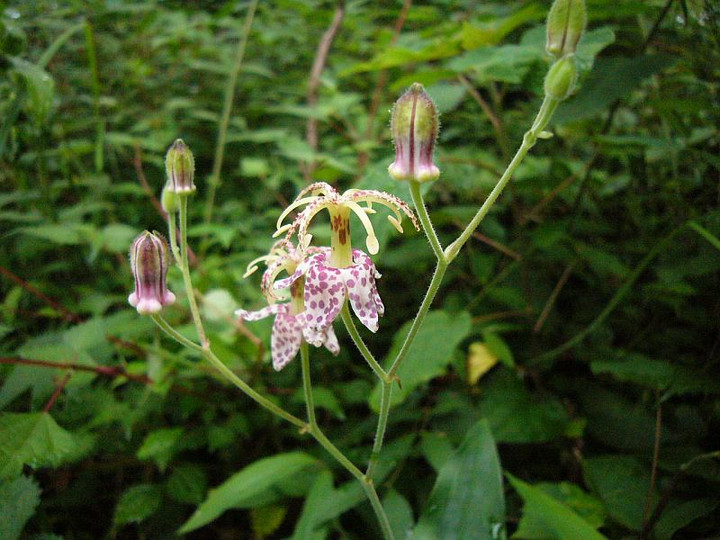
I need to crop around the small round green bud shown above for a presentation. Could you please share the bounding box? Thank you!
[546,0,587,58]
[165,138,196,194]
[389,83,440,183]
[544,56,578,100]
[161,184,180,214]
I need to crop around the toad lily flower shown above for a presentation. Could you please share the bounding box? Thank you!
[236,240,339,370]
[128,231,176,314]
[271,182,417,333]
[274,181,418,268]
[275,247,384,333]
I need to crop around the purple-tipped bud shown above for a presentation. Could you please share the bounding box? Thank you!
[165,139,195,194]
[389,83,440,183]
[128,231,176,314]
[546,0,586,58]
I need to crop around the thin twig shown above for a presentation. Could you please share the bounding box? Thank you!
[533,261,577,333]
[1,356,153,385]
[304,1,345,180]
[452,220,522,260]
[357,0,412,173]
[132,143,167,221]
[43,372,73,412]
[0,265,82,323]
[458,74,509,161]
[520,152,597,225]
[640,450,720,540]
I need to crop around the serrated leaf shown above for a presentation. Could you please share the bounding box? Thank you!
[508,474,608,540]
[113,484,162,526]
[0,475,41,540]
[179,452,318,533]
[414,420,505,540]
[0,413,81,480]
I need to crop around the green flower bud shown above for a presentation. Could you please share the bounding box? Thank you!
[546,0,586,58]
[544,56,578,100]
[165,138,195,194]
[389,83,440,183]
[161,184,180,214]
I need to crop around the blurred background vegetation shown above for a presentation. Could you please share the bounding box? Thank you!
[1,0,719,538]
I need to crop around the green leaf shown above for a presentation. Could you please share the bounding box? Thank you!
[136,427,184,472]
[508,474,608,540]
[654,497,719,539]
[113,484,162,526]
[369,311,472,410]
[0,413,81,480]
[166,464,207,505]
[583,455,653,531]
[478,369,569,443]
[384,490,414,540]
[10,58,55,127]
[0,475,41,540]
[179,452,318,533]
[251,505,287,538]
[420,431,455,473]
[291,470,334,540]
[554,55,676,124]
[414,420,505,540]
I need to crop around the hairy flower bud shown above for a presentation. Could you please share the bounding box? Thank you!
[544,56,578,100]
[165,138,195,194]
[546,0,586,58]
[128,231,176,314]
[388,83,440,183]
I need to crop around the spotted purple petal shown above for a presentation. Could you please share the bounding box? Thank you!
[271,307,303,370]
[302,252,346,331]
[235,303,282,322]
[343,250,383,332]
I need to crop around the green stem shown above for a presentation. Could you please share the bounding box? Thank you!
[444,95,559,263]
[409,181,444,261]
[167,211,181,264]
[203,0,259,227]
[388,260,447,377]
[300,341,394,540]
[151,314,306,429]
[340,303,388,382]
[300,342,317,427]
[179,196,209,348]
[365,379,392,481]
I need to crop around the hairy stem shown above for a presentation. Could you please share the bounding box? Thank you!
[341,303,388,381]
[179,196,209,348]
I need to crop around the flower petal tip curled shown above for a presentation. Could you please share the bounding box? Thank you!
[129,231,176,315]
[389,83,440,183]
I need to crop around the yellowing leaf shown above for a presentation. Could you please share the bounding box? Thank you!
[467,342,498,385]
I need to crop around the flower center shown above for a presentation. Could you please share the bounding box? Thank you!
[328,206,353,268]
[289,276,305,316]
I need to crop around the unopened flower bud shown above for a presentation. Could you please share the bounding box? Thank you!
[544,56,578,100]
[389,83,440,183]
[546,0,586,58]
[165,139,195,194]
[161,185,180,214]
[128,231,176,314]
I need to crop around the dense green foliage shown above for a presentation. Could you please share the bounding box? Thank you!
[1,0,719,538]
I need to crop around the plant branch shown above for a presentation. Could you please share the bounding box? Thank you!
[204,0,259,225]
[0,265,82,323]
[341,303,388,381]
[0,356,153,384]
[304,1,345,180]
